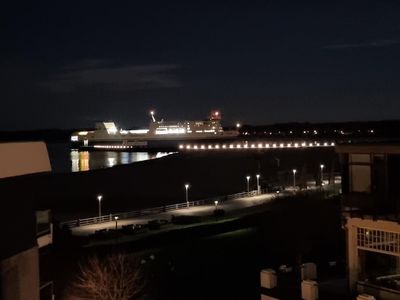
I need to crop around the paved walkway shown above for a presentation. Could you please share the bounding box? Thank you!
[72,192,279,236]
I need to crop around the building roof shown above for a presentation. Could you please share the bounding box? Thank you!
[0,142,51,179]
[0,142,51,260]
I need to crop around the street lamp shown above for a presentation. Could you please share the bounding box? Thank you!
[292,169,297,189]
[214,200,219,210]
[320,164,325,186]
[97,194,103,220]
[114,216,119,230]
[246,176,250,193]
[185,184,189,208]
[256,174,260,194]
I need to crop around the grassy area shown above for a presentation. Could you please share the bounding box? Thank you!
[53,192,345,299]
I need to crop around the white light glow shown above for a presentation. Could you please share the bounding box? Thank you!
[155,127,186,135]
[104,122,118,135]
[71,135,78,142]
[129,129,149,134]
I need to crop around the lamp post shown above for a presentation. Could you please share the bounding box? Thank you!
[214,200,219,210]
[292,169,297,189]
[97,194,102,220]
[246,176,250,193]
[256,174,260,194]
[320,164,325,186]
[185,184,189,208]
[114,216,119,230]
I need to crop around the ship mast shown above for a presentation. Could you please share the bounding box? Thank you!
[150,110,156,123]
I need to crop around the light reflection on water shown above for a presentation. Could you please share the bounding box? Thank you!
[70,151,174,172]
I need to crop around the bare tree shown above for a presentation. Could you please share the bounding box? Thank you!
[74,253,144,300]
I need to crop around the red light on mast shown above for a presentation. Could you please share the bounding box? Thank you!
[210,110,221,120]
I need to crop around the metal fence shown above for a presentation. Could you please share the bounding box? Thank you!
[60,189,263,229]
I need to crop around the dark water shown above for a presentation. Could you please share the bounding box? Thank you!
[46,143,174,173]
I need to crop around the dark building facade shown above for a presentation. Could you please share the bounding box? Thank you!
[337,144,400,300]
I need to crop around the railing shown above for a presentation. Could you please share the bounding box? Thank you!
[60,190,264,229]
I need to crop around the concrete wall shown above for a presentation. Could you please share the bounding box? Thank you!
[0,246,40,300]
[0,142,51,179]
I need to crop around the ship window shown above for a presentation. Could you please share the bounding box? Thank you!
[349,154,371,193]
[350,165,371,193]
[350,154,370,164]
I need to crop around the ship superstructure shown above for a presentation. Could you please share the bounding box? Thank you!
[71,111,239,150]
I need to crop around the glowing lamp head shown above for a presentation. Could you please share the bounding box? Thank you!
[320,164,325,169]
[150,110,154,115]
[246,176,250,180]
[114,216,119,220]
[185,184,189,189]
[210,110,221,120]
[236,123,241,128]
[214,200,219,205]
[293,169,297,174]
[256,174,260,179]
[97,195,103,201]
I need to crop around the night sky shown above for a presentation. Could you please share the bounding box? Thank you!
[2,1,400,130]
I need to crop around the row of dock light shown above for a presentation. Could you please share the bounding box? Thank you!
[179,141,335,150]
[93,145,142,149]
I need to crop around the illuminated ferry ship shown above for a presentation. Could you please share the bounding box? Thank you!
[71,111,239,150]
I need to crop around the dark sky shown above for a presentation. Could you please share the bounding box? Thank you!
[2,1,400,130]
